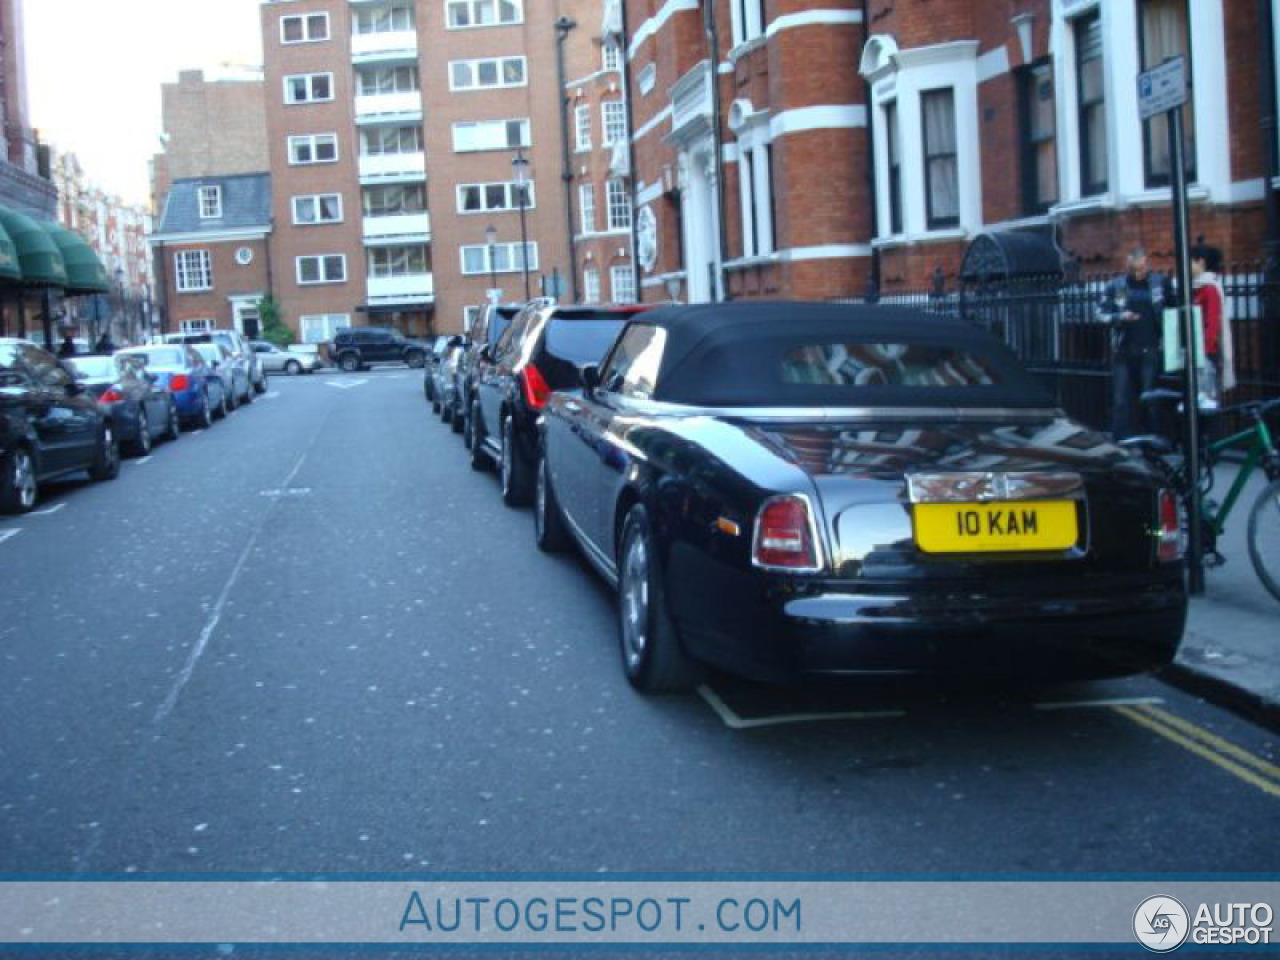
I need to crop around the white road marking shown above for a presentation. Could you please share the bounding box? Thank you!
[1033,696,1166,711]
[132,456,153,466]
[190,430,204,437]
[259,488,312,499]
[0,529,21,545]
[326,379,368,391]
[263,392,281,400]
[697,685,905,730]
[30,503,66,516]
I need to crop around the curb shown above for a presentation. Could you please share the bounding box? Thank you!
[1159,662,1280,734]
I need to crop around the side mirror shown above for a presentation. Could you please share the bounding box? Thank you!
[580,364,600,392]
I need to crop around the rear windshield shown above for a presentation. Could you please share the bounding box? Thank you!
[123,348,186,368]
[67,357,118,379]
[193,345,220,363]
[781,343,1002,388]
[545,318,625,366]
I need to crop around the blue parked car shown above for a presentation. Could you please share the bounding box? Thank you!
[65,354,180,456]
[115,345,223,429]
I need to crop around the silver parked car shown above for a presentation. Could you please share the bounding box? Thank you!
[166,330,267,394]
[191,342,253,409]
[252,341,320,375]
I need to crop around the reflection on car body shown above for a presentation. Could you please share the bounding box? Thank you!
[535,302,1187,692]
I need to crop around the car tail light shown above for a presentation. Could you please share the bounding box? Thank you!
[98,388,124,405]
[1157,489,1185,563]
[520,363,551,410]
[168,374,189,393]
[753,495,822,572]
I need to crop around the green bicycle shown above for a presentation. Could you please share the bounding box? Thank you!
[1127,391,1280,604]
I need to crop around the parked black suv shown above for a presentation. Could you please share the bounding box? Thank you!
[469,304,648,506]
[0,339,120,514]
[329,327,429,372]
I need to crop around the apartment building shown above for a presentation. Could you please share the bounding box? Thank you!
[260,0,604,341]
[624,0,1276,302]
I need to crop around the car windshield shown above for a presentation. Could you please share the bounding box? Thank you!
[545,318,626,365]
[67,357,118,379]
[122,348,186,368]
[780,343,1002,388]
[0,344,22,368]
[193,345,220,364]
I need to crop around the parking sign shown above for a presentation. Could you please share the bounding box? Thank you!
[1137,56,1187,121]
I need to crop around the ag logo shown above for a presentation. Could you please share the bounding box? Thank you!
[1134,896,1190,953]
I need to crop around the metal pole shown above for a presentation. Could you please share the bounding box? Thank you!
[518,186,531,300]
[555,17,580,304]
[488,243,496,293]
[1169,106,1204,595]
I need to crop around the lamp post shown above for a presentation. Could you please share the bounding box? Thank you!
[512,147,531,300]
[114,267,125,345]
[485,223,498,301]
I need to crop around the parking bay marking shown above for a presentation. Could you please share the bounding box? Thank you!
[327,380,368,391]
[29,503,66,516]
[1113,703,1280,798]
[698,685,906,730]
[132,456,152,466]
[0,529,20,546]
[1034,696,1165,711]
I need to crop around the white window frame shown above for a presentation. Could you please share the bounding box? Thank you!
[455,181,535,215]
[359,125,424,156]
[448,56,528,92]
[283,72,334,105]
[288,133,340,166]
[174,250,212,293]
[197,186,222,220]
[602,100,627,146]
[602,43,621,73]
[729,0,764,49]
[292,193,345,226]
[463,305,482,333]
[280,12,329,44]
[300,313,349,344]
[296,255,347,286]
[734,113,775,258]
[445,0,523,30]
[451,119,531,153]
[863,38,981,240]
[579,183,596,234]
[368,245,430,279]
[459,241,538,275]
[574,104,592,152]
[606,178,631,231]
[180,318,215,334]
[353,4,414,35]
[583,267,601,303]
[356,65,419,96]
[610,265,636,304]
[1047,0,1229,208]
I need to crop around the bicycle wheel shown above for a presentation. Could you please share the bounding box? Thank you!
[1247,478,1280,604]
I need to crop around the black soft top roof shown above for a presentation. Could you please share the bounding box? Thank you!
[629,301,1053,408]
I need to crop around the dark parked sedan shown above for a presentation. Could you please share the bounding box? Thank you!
[0,339,119,513]
[470,303,649,506]
[535,302,1187,692]
[66,355,179,456]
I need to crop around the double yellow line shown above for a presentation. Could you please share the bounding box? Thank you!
[1113,703,1280,798]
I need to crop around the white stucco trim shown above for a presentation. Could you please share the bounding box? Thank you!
[777,244,873,262]
[636,181,664,206]
[976,46,1010,84]
[629,0,699,60]
[1227,179,1268,204]
[770,105,867,138]
[632,104,673,142]
[149,227,269,244]
[765,9,863,40]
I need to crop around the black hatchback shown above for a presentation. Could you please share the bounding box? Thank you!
[468,304,648,506]
[0,339,120,514]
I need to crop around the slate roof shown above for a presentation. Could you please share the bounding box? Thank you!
[155,172,272,237]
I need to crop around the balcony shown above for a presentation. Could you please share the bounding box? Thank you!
[363,212,431,244]
[367,273,434,307]
[358,151,427,183]
[354,90,422,124]
[351,30,418,65]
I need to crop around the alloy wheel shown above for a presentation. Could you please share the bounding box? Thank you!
[501,418,513,497]
[103,427,118,474]
[137,412,152,453]
[14,449,36,510]
[621,535,649,670]
[535,459,547,539]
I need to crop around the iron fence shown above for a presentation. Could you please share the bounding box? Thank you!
[858,266,1280,432]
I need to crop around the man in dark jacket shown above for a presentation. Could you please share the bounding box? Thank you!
[94,332,116,355]
[1098,248,1169,439]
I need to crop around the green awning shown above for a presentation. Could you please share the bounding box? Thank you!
[0,206,67,287]
[39,222,110,294]
[0,219,21,282]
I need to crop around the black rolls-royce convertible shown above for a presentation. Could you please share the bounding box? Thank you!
[535,302,1187,692]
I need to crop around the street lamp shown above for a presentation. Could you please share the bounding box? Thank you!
[114,267,125,345]
[485,223,498,300]
[512,147,531,299]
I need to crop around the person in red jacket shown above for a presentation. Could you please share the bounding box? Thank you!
[1189,243,1235,406]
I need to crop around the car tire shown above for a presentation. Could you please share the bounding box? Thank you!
[161,401,180,442]
[617,504,697,693]
[500,413,533,508]
[535,453,571,553]
[253,375,267,395]
[129,411,152,456]
[198,392,214,429]
[406,351,425,369]
[285,360,301,376]
[450,405,464,434]
[216,389,229,420]
[468,399,490,472]
[0,446,39,514]
[339,353,360,373]
[88,425,120,483]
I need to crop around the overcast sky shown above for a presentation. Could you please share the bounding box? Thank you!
[25,0,265,207]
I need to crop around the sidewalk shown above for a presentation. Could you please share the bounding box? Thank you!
[1162,465,1280,730]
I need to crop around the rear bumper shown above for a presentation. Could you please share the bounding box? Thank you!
[670,552,1187,683]
[172,390,204,416]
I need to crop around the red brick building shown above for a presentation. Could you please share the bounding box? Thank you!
[623,0,1278,302]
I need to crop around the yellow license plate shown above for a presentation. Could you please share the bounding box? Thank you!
[914,501,1078,554]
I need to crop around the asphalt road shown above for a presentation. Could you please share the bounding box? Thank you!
[1,368,1278,958]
